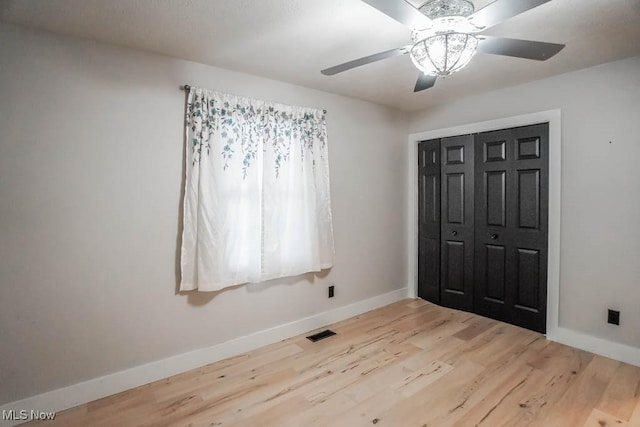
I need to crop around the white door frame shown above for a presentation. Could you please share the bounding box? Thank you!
[406,109,562,338]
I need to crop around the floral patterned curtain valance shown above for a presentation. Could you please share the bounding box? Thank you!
[180,87,335,291]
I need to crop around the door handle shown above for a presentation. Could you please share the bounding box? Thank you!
[451,231,458,236]
[490,234,498,240]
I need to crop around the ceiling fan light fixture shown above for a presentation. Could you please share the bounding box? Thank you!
[323,0,566,93]
[409,42,437,75]
[410,32,478,77]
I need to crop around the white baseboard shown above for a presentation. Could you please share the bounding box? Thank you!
[547,327,640,368]
[0,287,409,427]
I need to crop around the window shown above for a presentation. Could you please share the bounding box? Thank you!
[180,88,334,292]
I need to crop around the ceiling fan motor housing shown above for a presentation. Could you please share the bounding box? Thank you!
[419,0,475,19]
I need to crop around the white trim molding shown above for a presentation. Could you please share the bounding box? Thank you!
[0,287,408,427]
[548,327,640,368]
[406,110,563,342]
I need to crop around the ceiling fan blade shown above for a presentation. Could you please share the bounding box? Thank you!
[414,73,437,92]
[469,0,552,30]
[361,0,432,29]
[321,47,406,76]
[477,36,565,61]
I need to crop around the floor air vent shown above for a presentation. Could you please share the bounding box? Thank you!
[306,329,336,342]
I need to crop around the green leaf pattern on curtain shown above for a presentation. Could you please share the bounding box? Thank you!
[186,90,327,178]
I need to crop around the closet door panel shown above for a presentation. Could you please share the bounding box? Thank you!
[445,173,465,224]
[486,171,506,227]
[444,241,465,293]
[474,124,549,333]
[440,135,474,311]
[485,244,506,302]
[417,139,441,303]
[516,248,541,312]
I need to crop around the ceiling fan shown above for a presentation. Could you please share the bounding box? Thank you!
[321,0,565,92]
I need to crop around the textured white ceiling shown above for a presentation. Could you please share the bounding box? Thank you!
[1,0,640,111]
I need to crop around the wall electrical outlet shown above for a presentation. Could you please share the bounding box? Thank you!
[607,309,620,325]
[328,285,335,298]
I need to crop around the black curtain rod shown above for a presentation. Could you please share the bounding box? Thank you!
[181,85,327,114]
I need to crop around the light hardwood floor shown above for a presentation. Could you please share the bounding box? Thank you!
[26,299,640,426]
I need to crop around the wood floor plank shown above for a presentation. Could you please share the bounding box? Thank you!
[301,343,420,403]
[541,355,621,427]
[317,387,403,427]
[367,358,487,426]
[628,397,640,425]
[231,395,312,427]
[595,361,640,421]
[583,408,628,427]
[453,336,591,427]
[452,364,541,427]
[453,315,498,341]
[404,328,545,426]
[22,299,640,427]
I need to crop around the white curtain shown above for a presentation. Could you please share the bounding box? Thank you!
[180,88,335,291]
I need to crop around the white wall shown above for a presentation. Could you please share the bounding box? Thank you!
[410,56,640,349]
[0,23,408,405]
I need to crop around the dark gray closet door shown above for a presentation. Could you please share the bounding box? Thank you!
[474,123,549,333]
[417,139,441,303]
[440,135,475,311]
